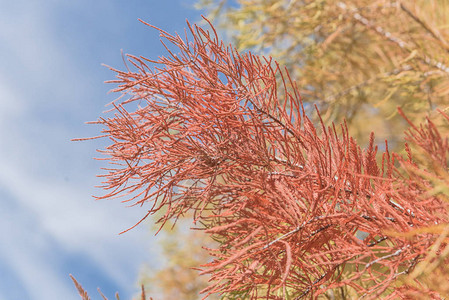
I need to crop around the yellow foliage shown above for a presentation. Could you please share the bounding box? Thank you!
[199,0,449,147]
[139,217,220,300]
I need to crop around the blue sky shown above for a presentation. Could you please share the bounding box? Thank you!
[0,1,205,299]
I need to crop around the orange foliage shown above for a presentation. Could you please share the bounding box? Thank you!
[85,19,449,299]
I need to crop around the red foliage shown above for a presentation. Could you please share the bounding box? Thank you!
[89,19,449,299]
[70,274,152,300]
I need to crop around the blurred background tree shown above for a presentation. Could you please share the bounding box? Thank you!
[139,214,220,300]
[138,1,449,298]
[197,0,449,147]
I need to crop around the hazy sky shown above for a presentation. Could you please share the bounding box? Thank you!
[0,1,204,299]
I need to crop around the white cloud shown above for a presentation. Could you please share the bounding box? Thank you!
[0,1,159,299]
[0,0,205,299]
[0,125,158,298]
[0,210,78,300]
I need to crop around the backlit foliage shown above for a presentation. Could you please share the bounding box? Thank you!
[198,0,449,147]
[80,19,449,299]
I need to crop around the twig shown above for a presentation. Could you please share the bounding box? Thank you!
[263,222,307,250]
[365,245,409,269]
[359,253,419,299]
[262,216,328,250]
[324,65,412,102]
[367,236,388,247]
[337,2,449,74]
[399,2,449,53]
